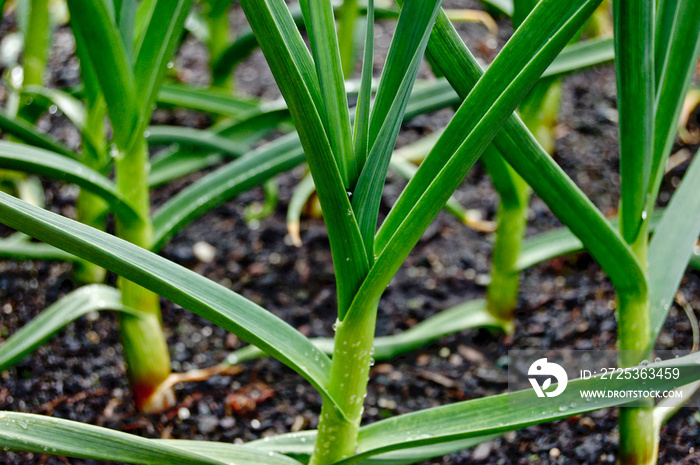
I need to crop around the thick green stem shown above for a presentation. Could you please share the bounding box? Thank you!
[617,223,656,464]
[207,6,233,90]
[485,165,529,324]
[338,0,359,78]
[310,301,379,464]
[115,138,173,412]
[619,406,658,465]
[75,98,108,284]
[0,0,50,199]
[484,78,560,324]
[23,0,50,88]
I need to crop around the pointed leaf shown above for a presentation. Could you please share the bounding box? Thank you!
[65,0,137,149]
[239,0,369,318]
[0,412,293,465]
[343,352,700,462]
[352,0,442,259]
[0,285,137,371]
[613,0,655,243]
[157,83,260,118]
[409,2,645,299]
[356,0,611,327]
[0,109,78,160]
[145,126,249,157]
[151,133,305,251]
[0,192,345,415]
[305,0,355,186]
[648,149,700,348]
[0,141,140,224]
[647,1,700,208]
[132,0,195,130]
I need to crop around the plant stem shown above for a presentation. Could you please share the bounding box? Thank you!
[74,97,108,284]
[23,0,50,88]
[619,406,658,465]
[0,0,50,201]
[485,160,529,325]
[115,138,173,412]
[207,5,233,90]
[617,222,656,464]
[338,0,359,78]
[310,301,379,464]
[484,78,560,325]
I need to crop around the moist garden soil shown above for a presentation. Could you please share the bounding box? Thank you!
[1,1,699,464]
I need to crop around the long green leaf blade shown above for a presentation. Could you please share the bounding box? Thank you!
[187,433,495,465]
[132,0,194,130]
[225,299,502,365]
[0,285,136,371]
[352,0,442,259]
[145,126,250,157]
[151,133,305,251]
[613,0,655,243]
[239,0,369,319]
[648,149,700,347]
[65,0,137,149]
[402,2,645,300]
[359,0,608,325]
[157,83,260,118]
[647,1,700,208]
[150,79,462,253]
[0,234,78,261]
[343,352,700,462]
[0,141,140,224]
[352,0,375,180]
[0,192,344,414]
[540,38,614,78]
[304,0,355,186]
[158,440,304,465]
[0,412,298,465]
[367,0,439,150]
[0,110,79,160]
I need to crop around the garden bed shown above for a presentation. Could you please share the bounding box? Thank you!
[1,1,699,463]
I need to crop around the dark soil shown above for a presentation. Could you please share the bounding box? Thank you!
[1,1,699,464]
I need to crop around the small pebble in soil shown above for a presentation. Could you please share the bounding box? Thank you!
[193,241,217,263]
[177,407,191,420]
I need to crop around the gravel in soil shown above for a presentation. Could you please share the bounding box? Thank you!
[1,2,699,464]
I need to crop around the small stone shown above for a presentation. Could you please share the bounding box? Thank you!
[197,415,219,434]
[220,417,235,429]
[549,447,561,458]
[193,241,216,263]
[458,345,486,362]
[472,441,492,460]
[377,397,397,410]
[177,407,190,420]
[291,415,307,432]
